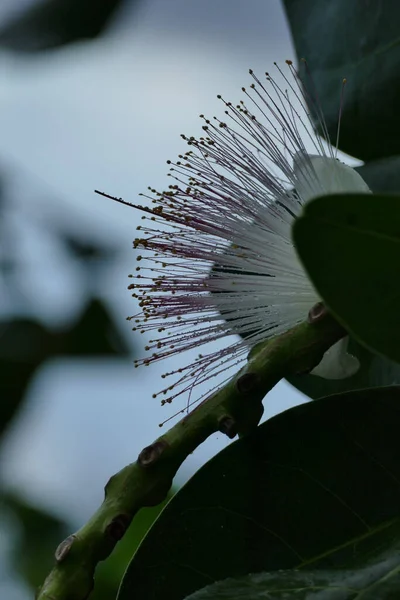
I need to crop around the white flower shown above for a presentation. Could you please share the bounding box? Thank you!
[127,62,370,405]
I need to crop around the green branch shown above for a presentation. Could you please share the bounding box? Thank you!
[37,304,345,600]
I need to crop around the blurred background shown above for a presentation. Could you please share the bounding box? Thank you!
[0,0,309,597]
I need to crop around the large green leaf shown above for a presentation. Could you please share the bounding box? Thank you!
[185,538,400,599]
[293,193,400,364]
[118,386,400,600]
[283,0,400,161]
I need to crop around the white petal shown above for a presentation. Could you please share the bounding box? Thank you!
[294,154,371,204]
[311,337,360,379]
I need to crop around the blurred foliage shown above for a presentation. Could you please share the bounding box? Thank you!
[0,161,158,600]
[1,492,69,591]
[0,0,136,52]
[0,0,152,597]
[0,302,131,437]
[0,152,144,596]
[0,170,141,598]
[1,490,173,599]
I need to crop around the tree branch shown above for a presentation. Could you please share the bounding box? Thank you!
[37,305,345,600]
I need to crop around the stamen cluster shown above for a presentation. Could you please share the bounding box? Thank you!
[122,61,368,406]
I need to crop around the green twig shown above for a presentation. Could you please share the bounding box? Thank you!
[37,304,345,600]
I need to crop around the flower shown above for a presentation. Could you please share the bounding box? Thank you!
[127,62,370,406]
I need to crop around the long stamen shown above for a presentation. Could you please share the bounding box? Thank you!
[98,61,369,408]
[335,78,347,158]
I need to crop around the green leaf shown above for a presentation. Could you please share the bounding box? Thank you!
[0,491,70,589]
[0,491,173,598]
[185,544,400,599]
[93,496,173,600]
[290,182,400,400]
[0,318,50,437]
[288,338,400,400]
[60,298,130,356]
[0,301,130,439]
[293,193,400,364]
[357,157,400,193]
[118,386,400,600]
[59,235,120,263]
[283,0,400,161]
[0,0,129,52]
[212,239,400,401]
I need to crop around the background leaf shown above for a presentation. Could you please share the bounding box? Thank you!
[293,193,400,364]
[0,300,130,437]
[0,492,70,590]
[0,0,133,52]
[0,491,172,599]
[283,0,400,161]
[0,318,49,436]
[58,298,130,357]
[118,386,400,600]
